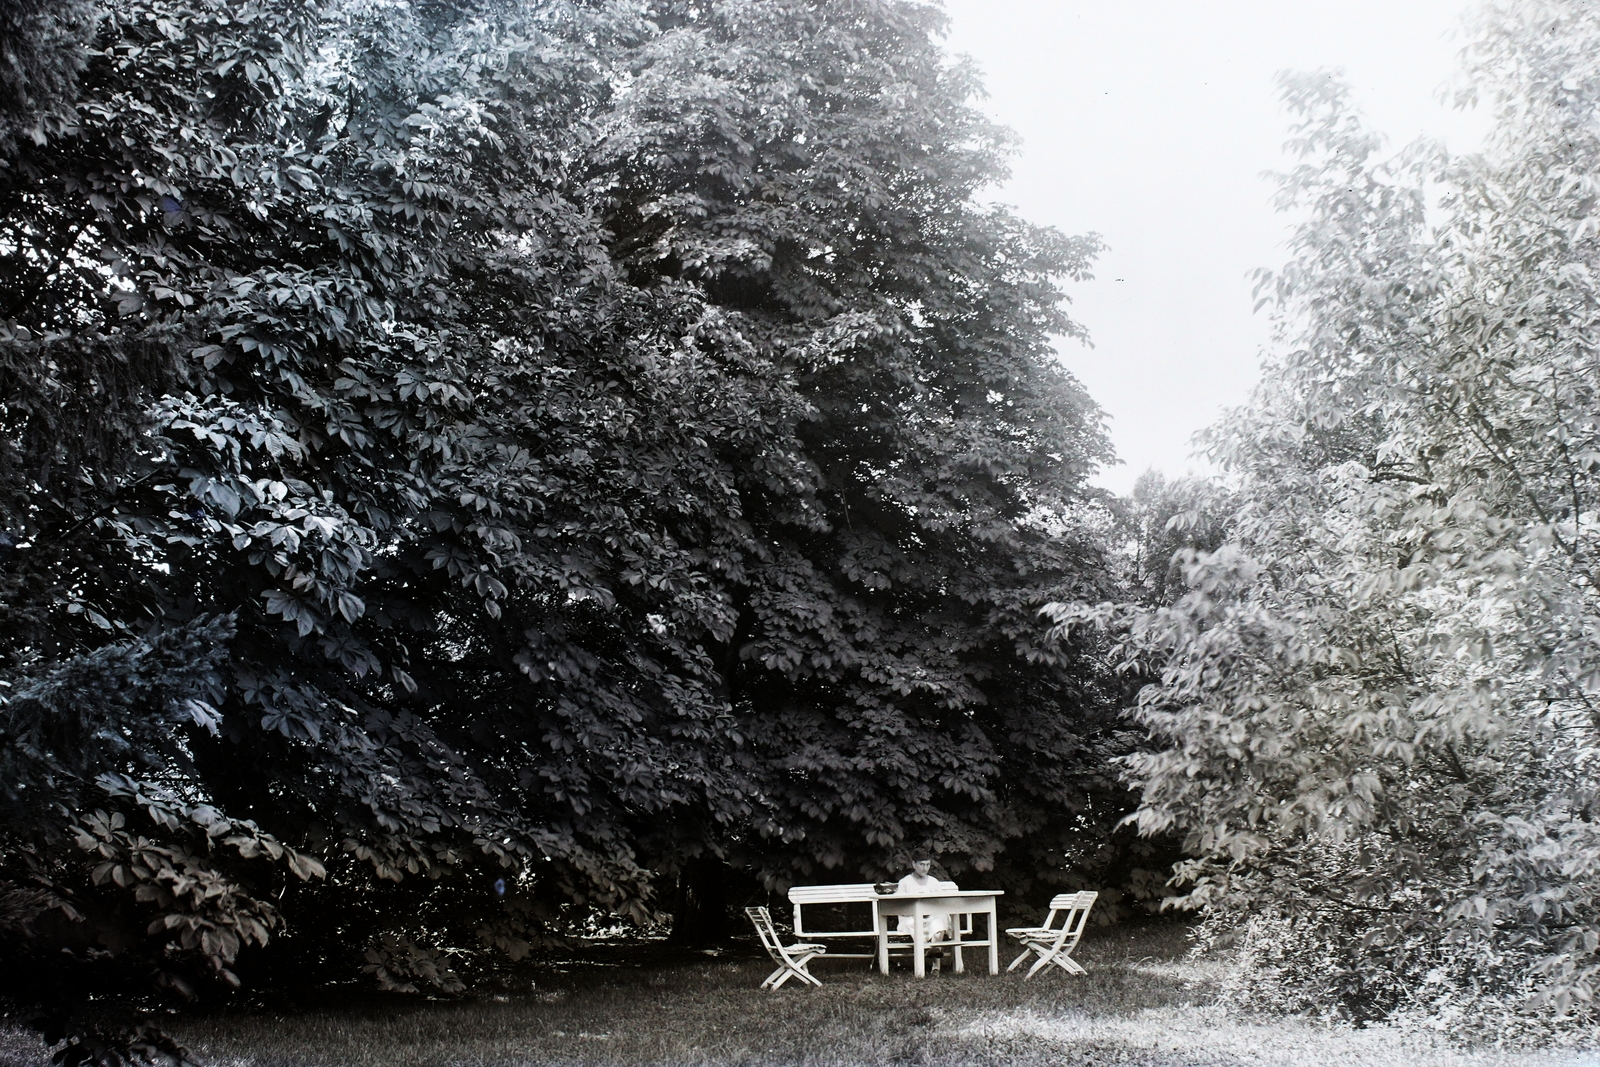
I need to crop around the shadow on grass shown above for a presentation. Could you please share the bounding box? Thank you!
[166,922,1202,1067]
[3,923,1593,1066]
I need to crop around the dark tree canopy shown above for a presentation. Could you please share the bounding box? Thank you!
[0,0,1125,1037]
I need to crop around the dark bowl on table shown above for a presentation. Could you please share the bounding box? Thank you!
[873,882,898,895]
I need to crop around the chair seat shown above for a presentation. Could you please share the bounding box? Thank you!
[1005,926,1052,937]
[791,943,826,953]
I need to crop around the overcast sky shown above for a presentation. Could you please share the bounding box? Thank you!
[940,0,1493,495]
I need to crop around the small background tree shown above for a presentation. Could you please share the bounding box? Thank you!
[1058,1,1600,1033]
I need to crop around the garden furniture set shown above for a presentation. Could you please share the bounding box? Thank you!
[746,885,1097,990]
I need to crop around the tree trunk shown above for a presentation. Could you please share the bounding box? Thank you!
[667,856,733,947]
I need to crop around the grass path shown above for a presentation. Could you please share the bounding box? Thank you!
[3,924,1597,1066]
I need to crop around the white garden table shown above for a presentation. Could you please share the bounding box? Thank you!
[787,883,1004,977]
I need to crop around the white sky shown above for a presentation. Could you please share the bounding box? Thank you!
[941,0,1493,495]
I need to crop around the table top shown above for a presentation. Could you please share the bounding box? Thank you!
[788,884,1003,903]
[875,889,1003,899]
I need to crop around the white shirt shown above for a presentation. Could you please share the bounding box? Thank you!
[896,871,941,895]
[895,872,955,936]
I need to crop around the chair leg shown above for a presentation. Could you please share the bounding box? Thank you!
[1006,947,1033,972]
[1058,955,1086,975]
[1017,948,1086,979]
[767,960,823,990]
[795,952,824,986]
[1024,950,1054,979]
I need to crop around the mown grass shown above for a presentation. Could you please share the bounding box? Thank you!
[3,924,1597,1067]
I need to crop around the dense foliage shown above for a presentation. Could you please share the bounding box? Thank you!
[1056,0,1600,1032]
[0,0,1124,1043]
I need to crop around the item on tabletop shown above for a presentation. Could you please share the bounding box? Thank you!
[873,882,898,895]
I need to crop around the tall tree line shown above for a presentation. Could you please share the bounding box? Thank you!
[0,0,1130,1040]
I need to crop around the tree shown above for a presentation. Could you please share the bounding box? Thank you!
[1059,3,1600,1030]
[1108,471,1232,607]
[1,0,680,1026]
[2,0,1124,1046]
[588,0,1120,899]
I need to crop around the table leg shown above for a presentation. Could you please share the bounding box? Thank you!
[987,900,999,974]
[872,900,889,974]
[912,905,926,977]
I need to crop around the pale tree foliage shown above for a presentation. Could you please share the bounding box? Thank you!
[1052,2,1600,1027]
[1109,471,1233,607]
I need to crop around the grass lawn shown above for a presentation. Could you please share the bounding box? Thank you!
[4,923,1597,1067]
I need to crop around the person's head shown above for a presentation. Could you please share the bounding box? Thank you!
[910,850,932,877]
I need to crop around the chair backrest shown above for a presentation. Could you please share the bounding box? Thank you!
[788,884,881,937]
[745,906,789,963]
[1042,891,1098,940]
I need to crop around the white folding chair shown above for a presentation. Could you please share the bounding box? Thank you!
[745,906,827,989]
[1005,891,1097,978]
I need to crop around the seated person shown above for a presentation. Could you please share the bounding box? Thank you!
[895,851,956,941]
